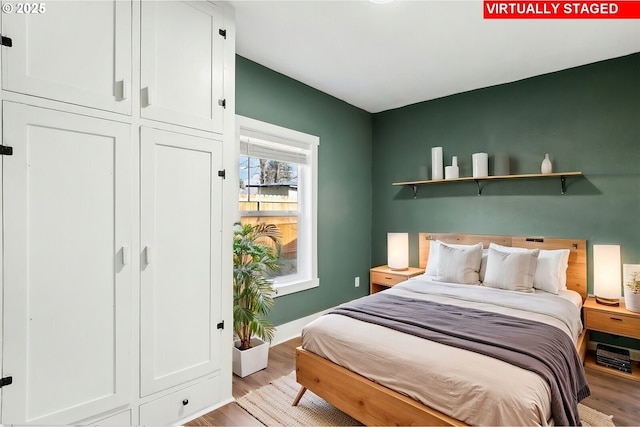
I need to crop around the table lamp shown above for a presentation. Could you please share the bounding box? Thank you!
[593,244,621,305]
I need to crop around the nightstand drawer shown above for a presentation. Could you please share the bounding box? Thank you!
[370,271,406,286]
[585,310,640,340]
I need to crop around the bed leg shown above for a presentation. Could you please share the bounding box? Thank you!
[292,386,307,406]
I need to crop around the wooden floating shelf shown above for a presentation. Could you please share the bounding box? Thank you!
[393,172,583,198]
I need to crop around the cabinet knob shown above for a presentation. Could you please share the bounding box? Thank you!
[182,399,189,406]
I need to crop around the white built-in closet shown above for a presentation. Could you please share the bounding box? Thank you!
[0,1,235,424]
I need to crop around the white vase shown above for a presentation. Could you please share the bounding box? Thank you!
[541,153,552,174]
[472,153,488,178]
[624,289,640,313]
[445,156,459,180]
[232,337,270,377]
[431,147,443,180]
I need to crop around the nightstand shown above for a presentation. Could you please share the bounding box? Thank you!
[583,297,640,382]
[369,265,425,294]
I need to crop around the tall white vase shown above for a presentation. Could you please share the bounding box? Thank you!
[431,147,443,180]
[541,153,552,174]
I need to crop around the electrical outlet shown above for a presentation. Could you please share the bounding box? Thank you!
[355,276,360,287]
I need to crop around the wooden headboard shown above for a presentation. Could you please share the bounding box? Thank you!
[418,233,587,299]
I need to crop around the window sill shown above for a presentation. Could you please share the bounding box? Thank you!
[274,277,319,298]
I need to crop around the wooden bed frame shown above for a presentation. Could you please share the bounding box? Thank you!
[294,233,588,426]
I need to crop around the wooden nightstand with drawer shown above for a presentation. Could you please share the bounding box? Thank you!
[369,265,425,294]
[583,297,640,382]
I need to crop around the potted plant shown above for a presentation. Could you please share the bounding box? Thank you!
[624,266,640,313]
[232,221,281,377]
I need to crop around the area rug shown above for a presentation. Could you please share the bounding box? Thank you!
[236,371,615,426]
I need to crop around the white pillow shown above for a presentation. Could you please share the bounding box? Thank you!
[434,243,483,285]
[535,249,570,293]
[488,243,569,294]
[425,240,483,278]
[483,246,539,292]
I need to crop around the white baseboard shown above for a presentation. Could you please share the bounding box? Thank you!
[271,307,334,347]
[588,340,640,361]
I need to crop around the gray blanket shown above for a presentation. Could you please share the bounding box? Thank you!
[330,292,590,426]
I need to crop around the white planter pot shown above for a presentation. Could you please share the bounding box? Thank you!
[232,337,270,377]
[624,289,640,313]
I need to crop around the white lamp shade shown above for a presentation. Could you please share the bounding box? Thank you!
[388,233,409,270]
[593,245,621,300]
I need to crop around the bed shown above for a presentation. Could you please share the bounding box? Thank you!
[294,233,589,426]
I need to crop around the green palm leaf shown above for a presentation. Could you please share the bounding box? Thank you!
[233,221,280,350]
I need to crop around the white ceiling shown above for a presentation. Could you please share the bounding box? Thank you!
[229,0,640,113]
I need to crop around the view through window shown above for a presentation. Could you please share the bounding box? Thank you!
[237,116,319,297]
[239,155,299,278]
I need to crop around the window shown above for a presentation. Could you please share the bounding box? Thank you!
[237,116,319,297]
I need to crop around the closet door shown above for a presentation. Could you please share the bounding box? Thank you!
[1,0,131,114]
[140,1,224,133]
[139,127,223,397]
[1,102,132,425]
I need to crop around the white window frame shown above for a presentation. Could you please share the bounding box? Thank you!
[237,115,319,297]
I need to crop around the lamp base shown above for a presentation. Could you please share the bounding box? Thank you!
[595,295,620,306]
[389,266,409,271]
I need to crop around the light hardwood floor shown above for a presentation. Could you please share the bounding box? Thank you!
[187,337,640,426]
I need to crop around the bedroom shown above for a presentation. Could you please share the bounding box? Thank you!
[226,1,640,425]
[230,1,640,336]
[0,0,638,426]
[236,47,640,335]
[222,54,639,424]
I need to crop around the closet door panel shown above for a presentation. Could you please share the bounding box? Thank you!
[1,0,131,113]
[1,102,132,425]
[140,127,222,397]
[140,1,224,132]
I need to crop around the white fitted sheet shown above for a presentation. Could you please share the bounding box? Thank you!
[302,278,584,426]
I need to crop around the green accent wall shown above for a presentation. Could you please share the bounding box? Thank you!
[236,56,373,325]
[372,53,640,349]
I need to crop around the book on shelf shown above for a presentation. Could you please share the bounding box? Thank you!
[596,344,632,374]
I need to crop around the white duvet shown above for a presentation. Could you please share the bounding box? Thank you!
[302,277,584,426]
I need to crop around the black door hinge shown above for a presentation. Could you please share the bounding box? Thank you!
[1,35,12,47]
[218,169,226,179]
[0,376,13,388]
[0,145,13,156]
[218,99,226,109]
[219,29,227,39]
[216,320,224,330]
